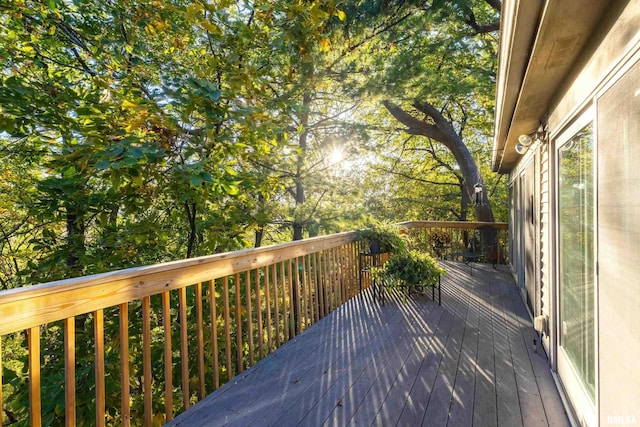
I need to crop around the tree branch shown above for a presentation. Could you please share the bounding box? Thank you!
[484,0,502,12]
[304,189,328,222]
[464,11,500,34]
[325,11,415,74]
[373,166,459,187]
[382,101,447,141]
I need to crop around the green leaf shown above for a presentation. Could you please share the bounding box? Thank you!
[128,147,144,159]
[95,159,110,170]
[222,183,239,195]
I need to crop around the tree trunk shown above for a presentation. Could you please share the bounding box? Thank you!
[460,181,469,221]
[66,201,85,273]
[293,92,312,241]
[383,100,495,222]
[185,200,197,258]
[254,226,264,248]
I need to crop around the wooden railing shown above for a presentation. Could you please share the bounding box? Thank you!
[0,221,508,426]
[401,221,509,264]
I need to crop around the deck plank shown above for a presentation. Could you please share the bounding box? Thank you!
[493,273,525,427]
[472,268,498,427]
[446,273,481,427]
[165,262,569,427]
[500,281,548,427]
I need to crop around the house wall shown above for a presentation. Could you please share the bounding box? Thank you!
[508,150,534,307]
[511,1,640,425]
[538,144,551,358]
[509,141,552,356]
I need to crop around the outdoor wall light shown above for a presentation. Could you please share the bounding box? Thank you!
[473,183,484,206]
[516,124,547,155]
[518,133,533,147]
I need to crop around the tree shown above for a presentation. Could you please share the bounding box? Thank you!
[331,0,502,222]
[382,100,495,221]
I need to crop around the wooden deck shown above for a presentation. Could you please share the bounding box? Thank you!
[166,261,569,427]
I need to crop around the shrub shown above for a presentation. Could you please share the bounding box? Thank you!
[381,250,445,287]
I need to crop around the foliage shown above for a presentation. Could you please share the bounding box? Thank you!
[355,221,408,254]
[378,249,445,287]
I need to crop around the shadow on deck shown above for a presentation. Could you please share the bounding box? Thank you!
[166,261,569,427]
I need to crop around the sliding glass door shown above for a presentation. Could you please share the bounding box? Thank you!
[556,114,596,423]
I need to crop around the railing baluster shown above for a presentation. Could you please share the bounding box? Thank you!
[272,264,280,347]
[280,262,288,342]
[246,271,254,367]
[234,273,243,373]
[119,303,131,427]
[196,283,205,399]
[208,280,219,390]
[327,248,334,309]
[351,244,357,296]
[294,258,302,335]
[344,245,351,299]
[304,255,311,324]
[299,256,312,329]
[347,243,353,297]
[179,287,190,409]
[64,318,76,427]
[315,252,322,317]
[331,248,342,308]
[328,249,335,311]
[312,252,320,321]
[278,261,289,343]
[339,247,345,300]
[142,297,152,426]
[338,246,348,305]
[223,276,232,382]
[287,260,296,338]
[161,292,173,421]
[323,250,331,313]
[94,309,105,427]
[264,266,273,352]
[28,326,41,427]
[317,251,325,318]
[255,269,264,359]
[351,243,358,297]
[336,247,342,305]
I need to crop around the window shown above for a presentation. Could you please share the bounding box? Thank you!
[557,123,595,401]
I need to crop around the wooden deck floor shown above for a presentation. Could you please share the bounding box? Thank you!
[167,261,569,427]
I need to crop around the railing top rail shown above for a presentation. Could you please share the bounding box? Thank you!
[399,220,509,230]
[0,231,357,335]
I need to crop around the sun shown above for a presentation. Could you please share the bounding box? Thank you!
[328,146,345,164]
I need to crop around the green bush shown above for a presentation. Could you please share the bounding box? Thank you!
[355,221,408,254]
[380,250,445,287]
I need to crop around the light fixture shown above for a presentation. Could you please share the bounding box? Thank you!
[473,183,484,207]
[518,133,533,147]
[515,123,547,155]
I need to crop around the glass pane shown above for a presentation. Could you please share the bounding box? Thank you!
[558,123,595,400]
